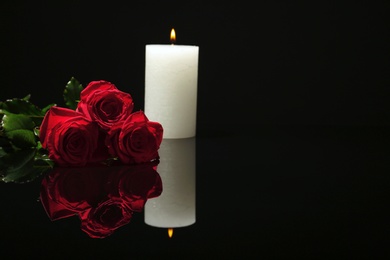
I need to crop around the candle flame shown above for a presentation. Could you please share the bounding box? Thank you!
[170,28,176,44]
[168,228,173,238]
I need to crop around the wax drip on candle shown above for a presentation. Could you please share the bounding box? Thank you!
[170,28,176,45]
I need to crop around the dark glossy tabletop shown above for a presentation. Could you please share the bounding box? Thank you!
[1,125,388,259]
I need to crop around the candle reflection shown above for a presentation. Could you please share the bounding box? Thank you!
[144,138,196,232]
[39,161,162,238]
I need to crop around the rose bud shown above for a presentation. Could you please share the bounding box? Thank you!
[76,80,134,131]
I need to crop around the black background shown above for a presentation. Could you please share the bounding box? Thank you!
[1,1,389,130]
[1,1,390,259]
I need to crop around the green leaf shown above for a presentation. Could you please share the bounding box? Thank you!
[63,77,83,110]
[6,129,37,148]
[2,113,35,132]
[22,94,31,101]
[0,148,52,183]
[2,113,37,149]
[0,97,50,126]
[0,147,7,157]
[33,126,40,137]
[41,103,56,114]
[35,157,55,169]
[0,98,42,115]
[0,148,35,171]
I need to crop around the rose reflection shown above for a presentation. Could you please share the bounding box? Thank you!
[39,161,162,238]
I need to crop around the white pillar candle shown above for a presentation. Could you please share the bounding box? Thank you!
[144,137,196,228]
[144,29,199,139]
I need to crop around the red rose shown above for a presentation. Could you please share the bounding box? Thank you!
[76,80,134,131]
[106,111,163,164]
[39,106,109,167]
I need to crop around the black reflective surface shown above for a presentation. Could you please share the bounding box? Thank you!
[1,126,389,258]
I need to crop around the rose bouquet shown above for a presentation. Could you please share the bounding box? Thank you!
[0,77,163,183]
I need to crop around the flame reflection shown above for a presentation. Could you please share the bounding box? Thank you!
[168,228,174,238]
